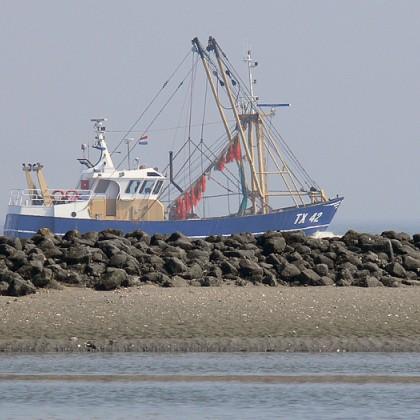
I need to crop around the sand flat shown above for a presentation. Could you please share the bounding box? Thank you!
[1,285,420,352]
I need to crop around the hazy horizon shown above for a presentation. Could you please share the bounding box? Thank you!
[1,0,419,235]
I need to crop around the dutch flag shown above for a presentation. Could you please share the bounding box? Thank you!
[138,135,148,145]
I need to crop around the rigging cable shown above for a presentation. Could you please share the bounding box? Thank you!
[216,40,321,190]
[115,53,199,170]
[199,76,209,176]
[111,51,191,168]
[187,53,198,191]
[111,49,191,162]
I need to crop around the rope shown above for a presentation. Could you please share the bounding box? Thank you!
[115,54,198,170]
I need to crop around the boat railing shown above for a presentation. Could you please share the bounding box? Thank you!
[8,189,95,207]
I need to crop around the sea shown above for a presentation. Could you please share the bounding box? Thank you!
[1,352,420,419]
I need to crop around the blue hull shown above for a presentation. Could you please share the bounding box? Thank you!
[4,198,343,239]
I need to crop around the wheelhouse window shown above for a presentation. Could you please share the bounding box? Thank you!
[138,180,155,194]
[125,180,142,194]
[152,180,163,194]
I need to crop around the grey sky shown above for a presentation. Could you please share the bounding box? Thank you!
[1,0,419,234]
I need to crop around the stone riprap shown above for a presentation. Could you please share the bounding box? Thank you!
[0,228,419,296]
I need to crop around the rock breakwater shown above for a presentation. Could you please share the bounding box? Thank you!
[0,228,419,296]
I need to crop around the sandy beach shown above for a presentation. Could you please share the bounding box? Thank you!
[1,285,420,352]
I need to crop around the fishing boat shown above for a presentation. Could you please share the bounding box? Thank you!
[4,36,343,239]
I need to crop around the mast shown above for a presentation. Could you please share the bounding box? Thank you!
[205,37,265,212]
[244,49,257,212]
[169,37,329,220]
[244,47,269,213]
[91,119,115,172]
[191,38,236,146]
[244,46,310,208]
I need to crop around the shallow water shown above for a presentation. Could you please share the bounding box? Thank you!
[1,352,420,419]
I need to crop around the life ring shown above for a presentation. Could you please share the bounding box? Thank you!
[51,190,65,202]
[65,190,80,202]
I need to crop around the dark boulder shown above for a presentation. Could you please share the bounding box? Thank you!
[123,276,141,288]
[262,270,278,286]
[192,238,214,252]
[8,250,28,270]
[164,257,187,275]
[161,245,187,260]
[220,260,239,276]
[0,244,17,257]
[360,261,382,274]
[341,229,360,246]
[146,255,166,272]
[109,252,141,275]
[265,253,286,272]
[318,276,335,286]
[7,237,23,251]
[381,276,403,287]
[50,265,87,286]
[96,267,129,290]
[287,251,303,262]
[224,249,256,259]
[210,249,225,262]
[31,268,63,289]
[238,259,264,283]
[279,263,301,283]
[282,231,306,245]
[314,263,329,277]
[141,271,171,285]
[402,279,420,286]
[0,259,8,274]
[295,244,311,255]
[31,228,55,244]
[187,249,210,263]
[81,231,100,244]
[0,281,9,294]
[17,259,44,280]
[208,265,223,279]
[262,237,286,255]
[62,246,91,265]
[399,244,420,260]
[167,231,194,250]
[385,262,407,278]
[353,274,384,287]
[98,229,124,239]
[381,230,411,242]
[28,247,46,262]
[182,262,203,280]
[306,237,330,252]
[403,256,420,272]
[62,230,83,242]
[125,229,152,245]
[95,239,131,258]
[199,275,223,287]
[86,262,107,278]
[3,272,37,296]
[336,267,354,285]
[2,227,419,292]
[299,268,322,286]
[363,237,394,257]
[150,232,170,246]
[314,254,335,269]
[162,275,189,287]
